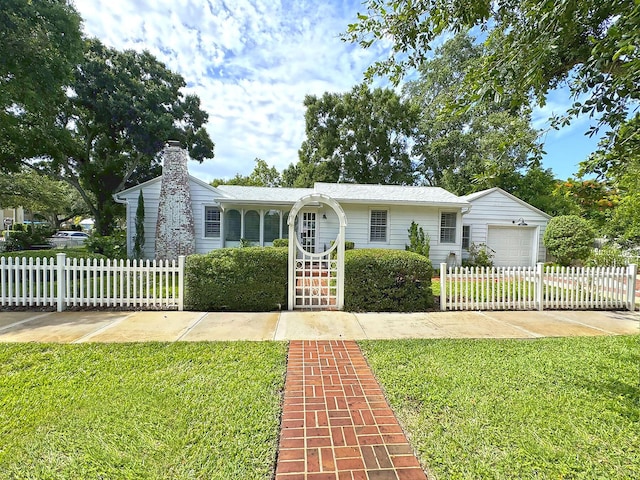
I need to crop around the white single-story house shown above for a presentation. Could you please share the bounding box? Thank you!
[114,146,550,266]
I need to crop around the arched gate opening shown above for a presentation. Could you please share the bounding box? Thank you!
[287,194,347,310]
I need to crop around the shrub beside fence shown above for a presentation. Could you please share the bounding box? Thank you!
[440,263,637,311]
[0,253,183,311]
[345,249,434,312]
[184,247,288,311]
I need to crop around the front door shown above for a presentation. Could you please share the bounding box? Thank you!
[299,211,317,254]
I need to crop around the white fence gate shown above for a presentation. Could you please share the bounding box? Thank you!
[0,253,184,311]
[440,263,637,311]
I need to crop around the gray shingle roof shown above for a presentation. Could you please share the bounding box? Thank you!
[215,183,469,206]
[314,183,469,206]
[216,185,314,203]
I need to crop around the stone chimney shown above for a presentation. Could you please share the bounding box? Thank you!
[155,141,196,260]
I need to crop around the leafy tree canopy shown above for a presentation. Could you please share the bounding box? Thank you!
[0,0,83,170]
[345,0,638,133]
[0,169,89,227]
[404,34,550,207]
[30,39,215,235]
[283,85,418,187]
[211,158,281,187]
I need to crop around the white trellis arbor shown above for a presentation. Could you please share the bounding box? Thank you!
[287,193,347,310]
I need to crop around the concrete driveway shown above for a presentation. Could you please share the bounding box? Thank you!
[0,309,637,343]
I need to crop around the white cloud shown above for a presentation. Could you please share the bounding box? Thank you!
[75,0,382,182]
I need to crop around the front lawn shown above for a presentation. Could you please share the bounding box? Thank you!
[360,336,640,479]
[0,342,287,479]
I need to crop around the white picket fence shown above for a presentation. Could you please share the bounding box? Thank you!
[440,263,637,311]
[0,253,185,311]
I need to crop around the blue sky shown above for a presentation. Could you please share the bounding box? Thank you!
[75,0,599,183]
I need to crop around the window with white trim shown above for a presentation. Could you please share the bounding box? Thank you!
[204,207,220,238]
[370,210,388,242]
[440,212,457,243]
[462,225,470,250]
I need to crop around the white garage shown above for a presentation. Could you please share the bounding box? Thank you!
[487,226,537,266]
[461,188,551,267]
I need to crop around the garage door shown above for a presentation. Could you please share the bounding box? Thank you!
[487,226,535,266]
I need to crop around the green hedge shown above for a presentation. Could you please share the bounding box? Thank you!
[344,249,433,312]
[0,249,107,261]
[184,247,288,311]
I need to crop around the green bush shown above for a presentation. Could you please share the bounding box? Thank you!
[272,239,288,247]
[3,224,55,251]
[405,221,430,257]
[344,249,434,312]
[0,249,107,261]
[329,240,355,259]
[462,242,495,267]
[586,244,629,267]
[543,215,595,266]
[85,231,127,259]
[184,247,288,311]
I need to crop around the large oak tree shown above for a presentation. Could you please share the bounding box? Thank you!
[0,0,83,171]
[283,85,418,187]
[33,39,215,235]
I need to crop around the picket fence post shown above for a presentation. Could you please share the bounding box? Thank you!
[56,252,66,312]
[628,264,638,311]
[535,262,544,311]
[440,263,447,311]
[178,255,185,311]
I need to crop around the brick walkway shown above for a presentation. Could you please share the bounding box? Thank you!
[275,340,427,480]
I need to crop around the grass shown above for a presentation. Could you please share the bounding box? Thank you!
[359,336,640,479]
[0,342,287,480]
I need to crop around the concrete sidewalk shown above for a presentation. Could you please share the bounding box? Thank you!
[0,309,637,343]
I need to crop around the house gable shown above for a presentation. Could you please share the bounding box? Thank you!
[461,187,551,266]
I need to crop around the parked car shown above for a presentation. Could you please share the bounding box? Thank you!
[50,231,89,247]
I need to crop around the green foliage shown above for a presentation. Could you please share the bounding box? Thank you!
[0,249,107,261]
[543,215,595,266]
[133,191,145,259]
[329,240,355,259]
[404,34,543,194]
[29,38,215,235]
[405,221,430,257]
[0,0,83,171]
[582,126,640,245]
[345,1,638,133]
[344,249,433,312]
[272,238,289,248]
[211,158,281,187]
[586,245,630,267]
[462,243,495,267]
[0,169,89,227]
[3,225,55,252]
[283,84,418,186]
[85,231,127,259]
[184,247,288,311]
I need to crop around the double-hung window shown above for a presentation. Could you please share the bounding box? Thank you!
[462,225,470,249]
[370,210,388,242]
[440,212,457,243]
[204,206,220,238]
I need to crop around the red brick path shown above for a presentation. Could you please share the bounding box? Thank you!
[275,340,427,480]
